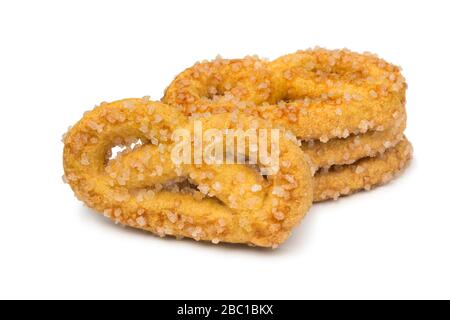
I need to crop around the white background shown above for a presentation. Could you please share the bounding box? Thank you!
[0,0,449,300]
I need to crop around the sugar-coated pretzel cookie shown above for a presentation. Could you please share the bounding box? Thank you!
[313,137,412,202]
[162,48,406,142]
[63,98,313,248]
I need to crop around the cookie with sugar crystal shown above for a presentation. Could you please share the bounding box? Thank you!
[163,48,406,143]
[162,48,408,177]
[313,137,412,202]
[63,98,313,248]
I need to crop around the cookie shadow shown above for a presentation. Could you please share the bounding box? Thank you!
[77,205,305,256]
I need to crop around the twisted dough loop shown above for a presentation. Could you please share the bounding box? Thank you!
[303,110,406,172]
[313,137,413,202]
[163,56,273,114]
[267,49,406,140]
[63,98,313,247]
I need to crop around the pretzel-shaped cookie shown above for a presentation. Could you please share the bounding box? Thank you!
[63,98,313,247]
[164,49,406,140]
[162,48,407,168]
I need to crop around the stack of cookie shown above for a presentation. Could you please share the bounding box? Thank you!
[63,48,413,248]
[162,48,412,202]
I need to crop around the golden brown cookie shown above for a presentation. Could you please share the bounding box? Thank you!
[162,48,407,142]
[63,98,314,248]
